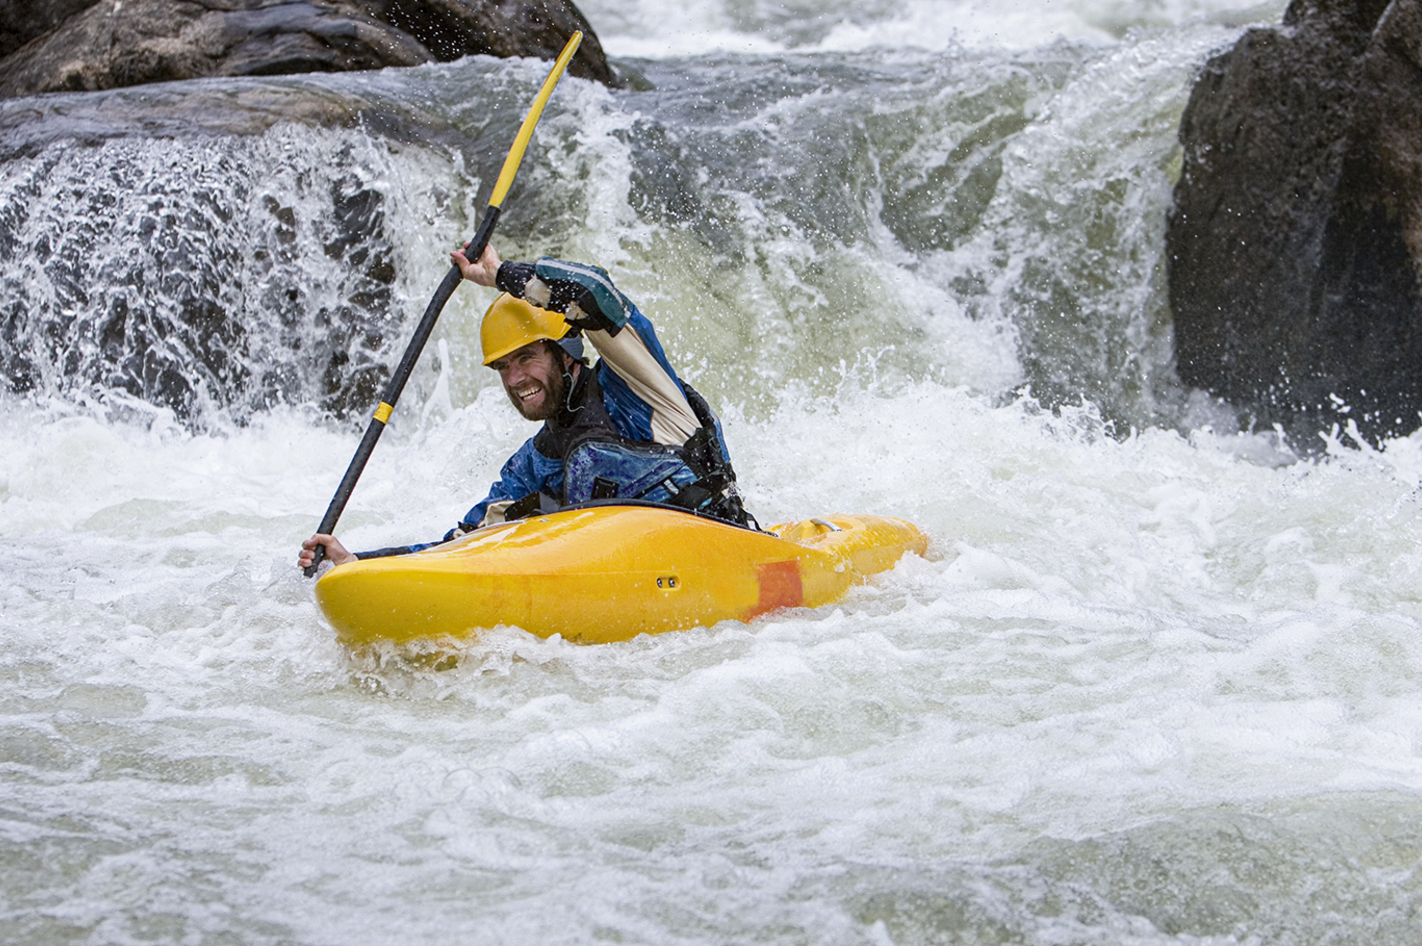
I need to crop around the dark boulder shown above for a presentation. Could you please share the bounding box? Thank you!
[0,0,99,58]
[1167,0,1422,444]
[0,0,618,99]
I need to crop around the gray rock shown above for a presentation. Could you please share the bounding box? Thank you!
[1166,0,1422,444]
[0,0,617,99]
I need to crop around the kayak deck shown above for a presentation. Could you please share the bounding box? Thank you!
[315,505,928,646]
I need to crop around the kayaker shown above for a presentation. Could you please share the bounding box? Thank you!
[299,243,748,568]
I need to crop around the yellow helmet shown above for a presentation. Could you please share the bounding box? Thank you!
[480,293,571,365]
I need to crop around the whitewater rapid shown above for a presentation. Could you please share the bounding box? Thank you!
[8,0,1422,943]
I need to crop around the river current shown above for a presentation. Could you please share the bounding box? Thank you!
[6,0,1422,943]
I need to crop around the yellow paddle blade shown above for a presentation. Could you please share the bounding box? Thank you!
[488,31,583,209]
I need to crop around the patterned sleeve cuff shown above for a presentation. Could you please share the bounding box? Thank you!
[494,261,537,297]
[533,258,628,334]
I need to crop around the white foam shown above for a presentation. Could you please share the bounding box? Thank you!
[578,0,1287,56]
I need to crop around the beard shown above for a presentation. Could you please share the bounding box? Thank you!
[506,364,569,421]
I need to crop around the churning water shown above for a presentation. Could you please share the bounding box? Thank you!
[7,0,1422,942]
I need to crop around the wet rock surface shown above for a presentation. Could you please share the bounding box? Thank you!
[0,128,410,426]
[0,0,617,99]
[1167,0,1422,444]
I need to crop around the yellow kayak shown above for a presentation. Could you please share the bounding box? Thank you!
[314,504,928,646]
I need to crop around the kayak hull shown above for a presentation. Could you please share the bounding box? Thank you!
[314,505,928,646]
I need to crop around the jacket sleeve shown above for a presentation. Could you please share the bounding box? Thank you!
[496,258,701,445]
[496,258,632,335]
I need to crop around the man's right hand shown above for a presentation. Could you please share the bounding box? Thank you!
[299,533,357,570]
[452,241,501,287]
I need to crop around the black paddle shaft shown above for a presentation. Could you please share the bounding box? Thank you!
[301,29,581,579]
[303,208,501,577]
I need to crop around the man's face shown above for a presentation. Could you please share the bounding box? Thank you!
[489,341,569,421]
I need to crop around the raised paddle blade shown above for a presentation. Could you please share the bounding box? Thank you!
[489,32,583,212]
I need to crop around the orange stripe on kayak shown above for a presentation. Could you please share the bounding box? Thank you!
[747,560,803,619]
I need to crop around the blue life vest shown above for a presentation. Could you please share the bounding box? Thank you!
[505,380,750,527]
[563,438,702,505]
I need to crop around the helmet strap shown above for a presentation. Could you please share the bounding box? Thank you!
[555,344,583,415]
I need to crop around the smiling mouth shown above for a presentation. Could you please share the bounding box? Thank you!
[508,380,554,419]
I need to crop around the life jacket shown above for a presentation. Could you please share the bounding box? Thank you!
[506,368,753,528]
